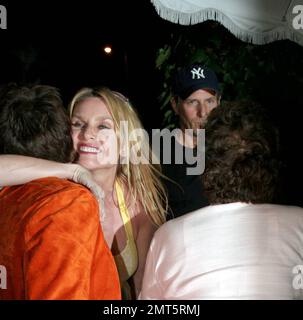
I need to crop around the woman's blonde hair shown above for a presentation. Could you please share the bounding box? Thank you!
[69,87,167,226]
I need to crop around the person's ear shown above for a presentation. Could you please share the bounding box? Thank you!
[170,96,179,115]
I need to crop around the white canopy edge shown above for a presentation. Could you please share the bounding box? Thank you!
[151,0,303,46]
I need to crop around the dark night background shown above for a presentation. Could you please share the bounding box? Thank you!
[0,0,302,207]
[0,0,173,130]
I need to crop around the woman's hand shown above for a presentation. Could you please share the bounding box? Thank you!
[69,164,104,202]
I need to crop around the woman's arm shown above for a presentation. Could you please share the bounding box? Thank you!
[0,155,77,186]
[0,155,104,201]
[131,206,158,298]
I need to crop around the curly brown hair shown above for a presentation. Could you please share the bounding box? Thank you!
[203,101,281,204]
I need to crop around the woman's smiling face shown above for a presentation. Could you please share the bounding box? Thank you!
[71,97,118,170]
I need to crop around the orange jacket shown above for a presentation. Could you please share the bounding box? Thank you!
[0,177,121,300]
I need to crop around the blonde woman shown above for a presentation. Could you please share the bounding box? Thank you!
[0,87,167,299]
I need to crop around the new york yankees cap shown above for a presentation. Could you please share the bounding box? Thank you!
[172,64,220,100]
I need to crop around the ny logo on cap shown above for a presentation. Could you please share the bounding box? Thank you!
[191,67,205,80]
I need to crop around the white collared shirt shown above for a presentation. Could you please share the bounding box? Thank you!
[139,202,303,300]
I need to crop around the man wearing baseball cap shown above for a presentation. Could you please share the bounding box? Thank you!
[162,64,221,219]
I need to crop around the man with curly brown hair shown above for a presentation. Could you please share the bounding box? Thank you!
[0,84,121,300]
[140,101,303,300]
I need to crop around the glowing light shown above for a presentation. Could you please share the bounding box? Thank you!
[104,46,112,54]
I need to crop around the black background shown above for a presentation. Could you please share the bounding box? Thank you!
[0,0,173,129]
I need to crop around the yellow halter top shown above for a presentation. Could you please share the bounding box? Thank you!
[114,181,138,299]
